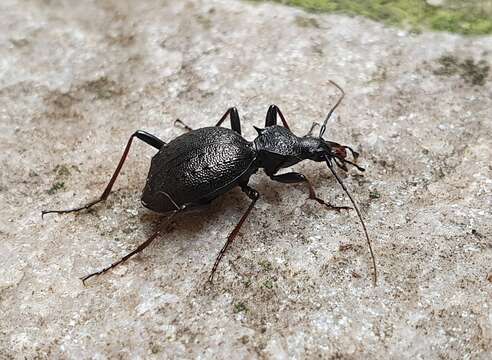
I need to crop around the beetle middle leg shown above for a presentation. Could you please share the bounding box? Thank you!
[208,185,259,283]
[215,107,242,134]
[269,172,351,211]
[42,130,165,217]
[175,107,242,134]
[265,104,290,130]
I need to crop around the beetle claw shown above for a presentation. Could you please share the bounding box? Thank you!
[306,197,352,212]
[325,204,352,212]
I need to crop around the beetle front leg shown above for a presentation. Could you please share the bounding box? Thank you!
[42,131,165,217]
[269,172,351,212]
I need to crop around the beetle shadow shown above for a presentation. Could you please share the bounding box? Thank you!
[133,171,312,260]
[136,168,335,241]
[137,187,255,248]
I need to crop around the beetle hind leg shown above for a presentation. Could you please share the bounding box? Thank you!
[42,131,165,217]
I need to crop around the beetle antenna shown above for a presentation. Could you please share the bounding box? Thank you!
[325,156,377,286]
[319,80,345,138]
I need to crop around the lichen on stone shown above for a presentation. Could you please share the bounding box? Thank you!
[434,54,490,86]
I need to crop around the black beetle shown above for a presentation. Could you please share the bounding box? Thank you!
[43,81,377,285]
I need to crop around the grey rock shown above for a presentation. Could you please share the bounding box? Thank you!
[1,0,491,358]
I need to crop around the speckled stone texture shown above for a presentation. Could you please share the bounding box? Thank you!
[1,0,491,358]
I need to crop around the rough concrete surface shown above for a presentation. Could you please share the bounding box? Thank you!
[1,0,491,358]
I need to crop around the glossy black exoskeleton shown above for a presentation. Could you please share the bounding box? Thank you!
[42,81,377,285]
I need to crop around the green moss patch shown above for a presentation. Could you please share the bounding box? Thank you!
[258,259,273,271]
[83,77,123,100]
[369,190,381,199]
[47,182,65,195]
[233,302,248,313]
[434,55,490,85]
[253,0,492,35]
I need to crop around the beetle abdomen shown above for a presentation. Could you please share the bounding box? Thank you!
[141,127,257,213]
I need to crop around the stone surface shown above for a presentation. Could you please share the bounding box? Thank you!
[1,0,491,358]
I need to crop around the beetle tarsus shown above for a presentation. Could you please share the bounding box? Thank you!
[308,197,352,212]
[80,212,178,284]
[174,119,193,132]
[41,198,103,218]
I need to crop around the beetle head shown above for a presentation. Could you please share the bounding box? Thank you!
[299,135,363,172]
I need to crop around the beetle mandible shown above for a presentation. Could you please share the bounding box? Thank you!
[43,81,377,285]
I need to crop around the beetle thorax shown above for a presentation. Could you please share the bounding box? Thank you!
[252,125,329,173]
[253,126,302,155]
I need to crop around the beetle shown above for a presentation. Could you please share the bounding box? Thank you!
[42,81,377,285]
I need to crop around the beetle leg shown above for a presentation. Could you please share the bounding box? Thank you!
[174,118,193,132]
[265,104,290,130]
[306,122,320,136]
[42,130,165,217]
[215,107,242,134]
[177,108,242,134]
[269,172,351,212]
[208,185,259,283]
[81,209,180,284]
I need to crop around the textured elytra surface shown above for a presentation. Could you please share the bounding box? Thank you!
[142,126,256,212]
[0,0,491,359]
